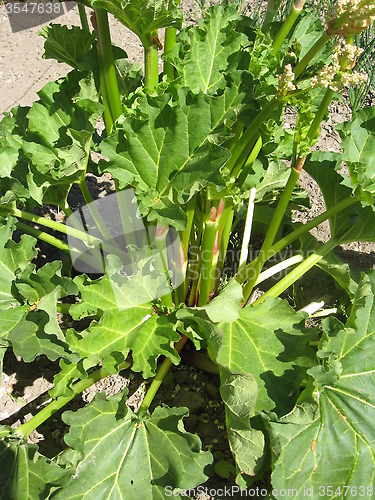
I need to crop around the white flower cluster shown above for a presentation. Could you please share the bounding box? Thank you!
[277,64,296,94]
[326,0,375,35]
[341,70,369,87]
[311,41,368,91]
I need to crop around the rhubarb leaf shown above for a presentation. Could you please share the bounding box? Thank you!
[82,0,182,39]
[173,3,247,94]
[0,107,42,206]
[336,106,375,196]
[67,306,180,378]
[270,271,375,496]
[40,24,96,68]
[301,150,375,298]
[53,393,212,499]
[49,359,88,399]
[220,369,265,477]
[0,71,102,208]
[209,297,316,413]
[3,261,78,363]
[204,279,243,323]
[100,87,246,229]
[304,151,362,238]
[70,251,172,319]
[0,217,36,310]
[0,432,71,500]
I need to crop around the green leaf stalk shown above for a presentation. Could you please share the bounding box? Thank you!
[78,4,90,36]
[262,0,283,31]
[14,361,131,439]
[144,31,160,91]
[272,0,306,55]
[164,0,181,81]
[94,8,122,127]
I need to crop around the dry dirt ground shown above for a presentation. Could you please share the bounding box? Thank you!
[1,3,375,499]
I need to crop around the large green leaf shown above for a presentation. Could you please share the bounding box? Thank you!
[301,149,375,294]
[40,24,136,97]
[67,307,180,378]
[241,155,309,210]
[25,72,100,176]
[205,279,243,323]
[66,251,180,378]
[0,217,36,310]
[100,86,247,228]
[40,24,96,69]
[71,272,134,319]
[0,107,35,205]
[173,4,247,94]
[70,253,171,319]
[173,280,243,350]
[15,261,77,305]
[289,10,327,60]
[79,0,182,41]
[0,217,35,379]
[270,271,375,497]
[300,152,374,297]
[0,71,102,208]
[0,230,77,363]
[301,232,360,300]
[248,158,303,204]
[52,393,212,499]
[242,29,279,104]
[304,151,366,238]
[220,369,265,477]
[0,146,18,179]
[336,106,375,195]
[208,297,316,413]
[51,252,180,391]
[49,359,88,399]
[340,205,375,244]
[1,261,78,363]
[177,279,243,328]
[0,428,71,499]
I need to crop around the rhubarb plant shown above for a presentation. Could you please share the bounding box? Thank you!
[1,0,375,497]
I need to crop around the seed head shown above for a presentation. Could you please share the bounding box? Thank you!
[310,40,367,91]
[326,0,375,36]
[277,64,296,94]
[341,70,368,87]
